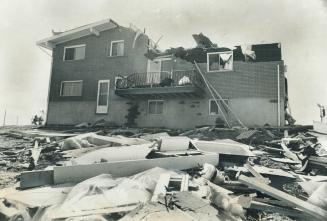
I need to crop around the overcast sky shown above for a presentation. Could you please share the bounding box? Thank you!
[0,0,326,125]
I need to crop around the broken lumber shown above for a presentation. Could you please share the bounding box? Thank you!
[244,163,270,184]
[54,154,218,184]
[151,173,170,202]
[238,175,327,220]
[20,169,54,189]
[20,154,219,188]
[250,201,309,219]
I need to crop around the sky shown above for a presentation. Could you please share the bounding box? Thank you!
[0,0,326,125]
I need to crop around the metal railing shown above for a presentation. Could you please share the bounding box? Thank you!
[116,70,204,89]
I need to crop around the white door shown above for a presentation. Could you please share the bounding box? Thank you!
[96,80,110,114]
[146,59,161,85]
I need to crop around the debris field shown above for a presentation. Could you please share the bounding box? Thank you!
[0,124,327,221]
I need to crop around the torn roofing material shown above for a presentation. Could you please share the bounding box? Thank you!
[145,32,281,63]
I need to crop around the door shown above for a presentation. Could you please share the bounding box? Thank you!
[146,59,161,85]
[96,80,110,114]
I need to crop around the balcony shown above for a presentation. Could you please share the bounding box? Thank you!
[115,70,205,98]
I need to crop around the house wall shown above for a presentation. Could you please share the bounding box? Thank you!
[47,26,149,125]
[128,59,285,128]
[46,27,285,128]
[134,97,283,129]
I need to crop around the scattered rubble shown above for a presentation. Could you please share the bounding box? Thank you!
[0,124,327,220]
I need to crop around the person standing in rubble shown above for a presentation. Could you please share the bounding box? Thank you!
[318,103,326,122]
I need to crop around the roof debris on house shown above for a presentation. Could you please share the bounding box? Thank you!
[1,123,327,221]
[145,32,282,63]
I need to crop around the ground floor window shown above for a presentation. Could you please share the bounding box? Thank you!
[209,99,229,115]
[60,80,83,96]
[148,100,164,114]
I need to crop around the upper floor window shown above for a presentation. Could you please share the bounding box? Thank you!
[63,45,86,61]
[60,80,83,96]
[110,40,124,56]
[207,51,233,72]
[148,100,164,114]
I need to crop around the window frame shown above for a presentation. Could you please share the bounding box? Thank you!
[148,100,164,115]
[63,44,86,61]
[206,51,233,73]
[209,99,229,115]
[109,40,125,57]
[96,79,110,114]
[60,80,83,97]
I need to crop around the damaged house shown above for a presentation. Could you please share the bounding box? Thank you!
[37,18,289,128]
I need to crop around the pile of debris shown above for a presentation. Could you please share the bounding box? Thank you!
[0,125,327,221]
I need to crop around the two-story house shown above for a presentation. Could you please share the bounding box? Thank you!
[37,18,286,129]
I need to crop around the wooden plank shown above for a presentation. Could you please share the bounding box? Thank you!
[180,174,189,191]
[244,163,270,184]
[239,175,327,220]
[51,205,137,220]
[54,154,219,185]
[206,180,233,195]
[250,201,309,219]
[280,141,301,163]
[151,173,170,202]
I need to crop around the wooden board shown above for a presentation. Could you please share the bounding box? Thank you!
[151,173,170,202]
[54,154,219,184]
[239,175,327,220]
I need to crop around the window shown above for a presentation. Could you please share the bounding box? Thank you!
[209,99,229,115]
[110,40,124,56]
[148,100,164,114]
[63,45,86,61]
[60,81,83,96]
[207,51,233,72]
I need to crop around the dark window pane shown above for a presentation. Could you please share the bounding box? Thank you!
[208,54,220,71]
[210,100,219,114]
[157,101,163,114]
[149,102,156,114]
[65,48,75,60]
[98,95,107,106]
[111,43,118,56]
[99,82,108,94]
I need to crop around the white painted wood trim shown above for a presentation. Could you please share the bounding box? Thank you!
[60,80,83,97]
[63,44,86,61]
[96,80,110,114]
[109,40,124,56]
[207,51,233,73]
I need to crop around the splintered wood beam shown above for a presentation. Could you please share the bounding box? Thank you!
[239,175,327,220]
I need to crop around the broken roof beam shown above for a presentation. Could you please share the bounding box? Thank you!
[239,175,327,220]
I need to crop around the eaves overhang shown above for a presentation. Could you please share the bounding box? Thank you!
[36,18,119,49]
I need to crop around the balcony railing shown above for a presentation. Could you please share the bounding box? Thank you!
[116,70,204,90]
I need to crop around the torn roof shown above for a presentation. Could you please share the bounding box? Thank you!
[37,18,120,49]
[146,33,282,63]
